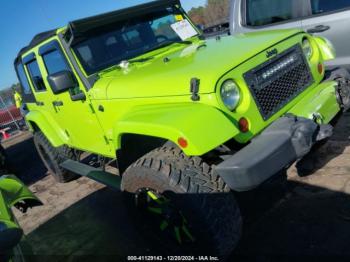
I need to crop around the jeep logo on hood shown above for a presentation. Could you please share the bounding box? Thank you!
[266,48,278,58]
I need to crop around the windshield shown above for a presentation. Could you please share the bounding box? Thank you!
[72,8,198,75]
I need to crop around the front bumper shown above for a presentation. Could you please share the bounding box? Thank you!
[215,72,350,192]
[217,115,337,191]
[215,116,325,191]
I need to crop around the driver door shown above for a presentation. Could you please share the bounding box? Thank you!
[38,39,112,156]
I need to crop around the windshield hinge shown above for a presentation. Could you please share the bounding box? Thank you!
[89,104,96,114]
[190,78,200,101]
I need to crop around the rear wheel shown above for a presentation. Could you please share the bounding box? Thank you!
[33,131,77,183]
[122,145,242,258]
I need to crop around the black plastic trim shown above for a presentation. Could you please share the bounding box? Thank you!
[215,116,323,192]
[15,29,57,62]
[38,40,61,56]
[66,0,180,45]
[13,60,37,104]
[22,53,36,65]
[58,33,92,90]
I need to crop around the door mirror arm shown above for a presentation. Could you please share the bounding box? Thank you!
[70,91,86,101]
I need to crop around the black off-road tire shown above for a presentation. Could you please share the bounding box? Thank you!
[33,131,77,183]
[122,145,242,258]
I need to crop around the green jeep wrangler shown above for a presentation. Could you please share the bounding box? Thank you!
[13,0,350,257]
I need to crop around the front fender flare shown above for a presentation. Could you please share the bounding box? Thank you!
[114,103,239,156]
[314,36,336,61]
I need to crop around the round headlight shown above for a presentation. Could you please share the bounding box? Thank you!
[220,80,240,111]
[302,38,313,59]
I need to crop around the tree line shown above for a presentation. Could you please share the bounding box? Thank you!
[188,0,230,27]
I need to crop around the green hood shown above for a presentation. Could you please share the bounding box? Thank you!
[91,29,301,100]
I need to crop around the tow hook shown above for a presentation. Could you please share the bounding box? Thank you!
[336,78,350,111]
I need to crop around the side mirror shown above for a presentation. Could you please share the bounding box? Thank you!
[47,70,78,95]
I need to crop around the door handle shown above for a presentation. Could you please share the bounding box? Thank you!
[36,101,44,106]
[52,101,64,107]
[307,25,330,34]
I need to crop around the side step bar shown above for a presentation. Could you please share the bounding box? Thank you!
[60,160,121,190]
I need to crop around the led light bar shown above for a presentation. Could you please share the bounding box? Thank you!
[259,53,299,81]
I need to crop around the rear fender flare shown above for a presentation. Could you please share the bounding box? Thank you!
[26,110,67,147]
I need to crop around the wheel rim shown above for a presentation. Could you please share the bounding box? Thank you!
[135,189,195,245]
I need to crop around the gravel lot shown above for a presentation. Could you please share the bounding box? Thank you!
[4,113,350,261]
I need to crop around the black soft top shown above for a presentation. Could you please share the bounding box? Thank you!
[15,29,57,62]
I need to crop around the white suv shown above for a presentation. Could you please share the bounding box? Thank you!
[230,0,350,69]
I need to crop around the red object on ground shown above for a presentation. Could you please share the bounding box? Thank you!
[0,128,11,140]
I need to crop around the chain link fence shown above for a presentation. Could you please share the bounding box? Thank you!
[0,90,24,140]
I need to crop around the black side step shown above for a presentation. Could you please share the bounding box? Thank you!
[60,160,121,190]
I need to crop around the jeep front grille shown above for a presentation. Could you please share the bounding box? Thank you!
[244,45,314,120]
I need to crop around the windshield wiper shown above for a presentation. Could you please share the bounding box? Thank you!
[98,57,154,74]
[98,41,192,75]
[146,40,192,54]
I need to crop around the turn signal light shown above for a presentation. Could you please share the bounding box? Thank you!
[318,63,324,74]
[178,137,188,148]
[238,118,249,133]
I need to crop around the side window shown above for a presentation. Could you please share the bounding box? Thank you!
[311,0,350,14]
[16,63,32,95]
[246,0,297,26]
[42,49,70,75]
[26,59,46,92]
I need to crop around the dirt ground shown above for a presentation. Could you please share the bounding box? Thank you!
[4,113,350,261]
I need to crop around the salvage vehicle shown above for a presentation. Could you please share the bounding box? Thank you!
[0,146,42,262]
[230,0,350,69]
[13,0,350,257]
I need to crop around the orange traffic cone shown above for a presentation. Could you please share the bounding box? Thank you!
[3,131,10,139]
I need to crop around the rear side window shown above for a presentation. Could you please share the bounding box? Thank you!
[16,63,32,95]
[26,60,46,92]
[246,0,296,26]
[42,49,70,75]
[311,0,350,14]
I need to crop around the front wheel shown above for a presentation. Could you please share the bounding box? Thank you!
[121,145,242,258]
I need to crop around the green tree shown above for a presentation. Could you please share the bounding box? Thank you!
[188,6,205,25]
[188,0,230,27]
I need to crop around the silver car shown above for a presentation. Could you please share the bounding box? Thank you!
[230,0,350,69]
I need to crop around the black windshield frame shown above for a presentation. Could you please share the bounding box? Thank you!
[71,7,197,75]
